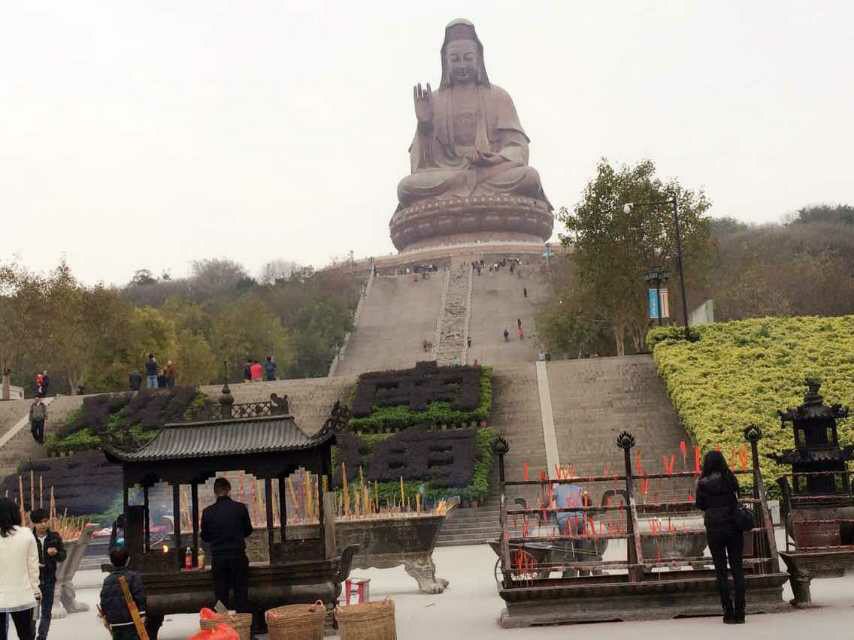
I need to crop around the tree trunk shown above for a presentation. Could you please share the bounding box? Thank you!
[613,323,626,357]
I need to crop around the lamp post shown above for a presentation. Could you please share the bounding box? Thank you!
[624,199,690,340]
[643,267,670,326]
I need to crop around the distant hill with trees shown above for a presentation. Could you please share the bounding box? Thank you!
[0,257,364,395]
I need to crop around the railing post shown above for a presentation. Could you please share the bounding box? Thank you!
[744,425,779,572]
[617,431,643,580]
[491,437,510,581]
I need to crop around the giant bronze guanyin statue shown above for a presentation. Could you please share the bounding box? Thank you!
[390,19,553,252]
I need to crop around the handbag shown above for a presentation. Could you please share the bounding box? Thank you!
[734,505,755,532]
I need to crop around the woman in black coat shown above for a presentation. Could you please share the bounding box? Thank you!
[695,450,745,624]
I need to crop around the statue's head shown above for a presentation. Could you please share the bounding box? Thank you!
[440,19,490,89]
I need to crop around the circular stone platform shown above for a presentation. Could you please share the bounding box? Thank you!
[390,195,553,252]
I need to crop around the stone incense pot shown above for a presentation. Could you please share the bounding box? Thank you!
[287,513,450,594]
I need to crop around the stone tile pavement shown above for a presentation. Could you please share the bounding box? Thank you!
[21,543,854,640]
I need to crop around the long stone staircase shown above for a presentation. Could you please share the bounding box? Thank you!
[434,357,693,545]
[333,273,445,376]
[549,355,694,503]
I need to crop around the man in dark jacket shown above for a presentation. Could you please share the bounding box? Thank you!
[144,354,158,389]
[30,509,67,640]
[263,356,277,381]
[30,398,47,444]
[128,370,142,392]
[99,547,146,639]
[201,478,253,612]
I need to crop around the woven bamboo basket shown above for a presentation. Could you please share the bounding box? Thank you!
[265,601,326,640]
[200,612,252,640]
[335,599,396,640]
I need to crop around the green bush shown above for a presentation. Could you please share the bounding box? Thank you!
[349,367,493,433]
[334,427,498,505]
[46,387,205,455]
[651,315,854,487]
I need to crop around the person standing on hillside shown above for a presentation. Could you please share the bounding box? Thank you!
[201,478,253,616]
[164,361,177,388]
[128,371,142,392]
[144,354,158,389]
[30,509,66,640]
[264,356,277,381]
[29,399,47,445]
[40,372,50,398]
[249,359,263,382]
[34,373,44,398]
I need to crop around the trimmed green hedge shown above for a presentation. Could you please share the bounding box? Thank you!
[46,387,207,455]
[334,427,498,505]
[349,366,493,433]
[650,316,854,487]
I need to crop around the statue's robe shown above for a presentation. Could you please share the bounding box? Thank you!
[397,84,550,208]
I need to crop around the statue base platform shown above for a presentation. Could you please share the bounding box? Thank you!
[390,195,553,253]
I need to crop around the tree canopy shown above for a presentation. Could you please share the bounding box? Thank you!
[0,257,363,395]
[554,159,713,355]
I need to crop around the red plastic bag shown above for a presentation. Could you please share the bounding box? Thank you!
[188,623,239,640]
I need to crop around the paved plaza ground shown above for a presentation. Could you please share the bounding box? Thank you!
[16,543,854,640]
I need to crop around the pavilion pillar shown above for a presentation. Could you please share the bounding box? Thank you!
[278,476,287,545]
[143,485,150,553]
[172,484,182,570]
[191,482,200,567]
[264,477,275,560]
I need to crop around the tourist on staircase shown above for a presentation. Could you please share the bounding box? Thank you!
[696,451,746,624]
[29,398,47,445]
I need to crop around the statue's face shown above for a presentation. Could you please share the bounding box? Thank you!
[445,40,479,85]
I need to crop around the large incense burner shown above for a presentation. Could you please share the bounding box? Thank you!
[288,513,449,593]
[102,390,356,639]
[491,429,787,627]
[771,379,853,606]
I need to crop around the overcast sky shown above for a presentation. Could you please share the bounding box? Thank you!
[2,1,852,285]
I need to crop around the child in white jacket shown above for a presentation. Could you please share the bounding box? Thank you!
[0,497,40,640]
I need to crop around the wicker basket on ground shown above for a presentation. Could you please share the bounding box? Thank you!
[265,601,327,640]
[335,599,396,640]
[200,612,252,640]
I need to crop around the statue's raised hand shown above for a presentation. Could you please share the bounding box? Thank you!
[413,83,433,125]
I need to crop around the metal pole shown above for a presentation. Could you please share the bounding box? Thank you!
[655,282,663,327]
[671,199,690,339]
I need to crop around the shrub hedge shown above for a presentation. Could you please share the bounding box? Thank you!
[352,362,482,417]
[650,316,854,486]
[46,386,202,454]
[349,366,493,433]
[333,427,498,504]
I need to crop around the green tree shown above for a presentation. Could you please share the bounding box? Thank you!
[560,159,713,354]
[211,295,292,378]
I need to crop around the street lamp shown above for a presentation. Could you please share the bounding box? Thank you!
[623,199,691,340]
[644,267,670,327]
